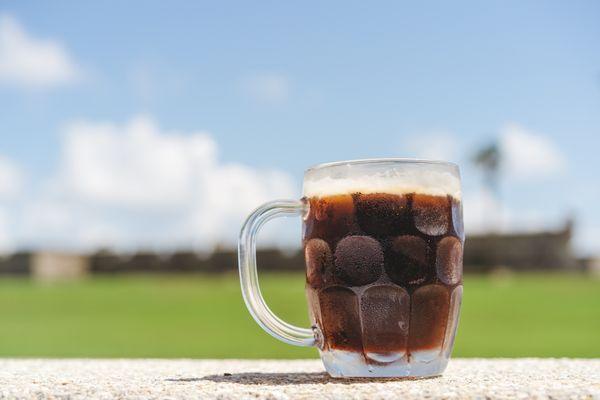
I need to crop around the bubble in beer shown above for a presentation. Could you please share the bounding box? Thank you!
[334,235,383,286]
[305,238,334,288]
[413,194,450,236]
[436,236,463,285]
[386,235,431,287]
[353,193,409,236]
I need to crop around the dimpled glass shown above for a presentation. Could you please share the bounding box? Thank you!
[239,159,463,378]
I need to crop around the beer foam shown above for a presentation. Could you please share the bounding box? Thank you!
[304,168,461,199]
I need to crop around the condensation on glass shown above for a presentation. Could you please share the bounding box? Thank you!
[239,159,463,377]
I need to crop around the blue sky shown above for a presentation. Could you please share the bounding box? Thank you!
[0,1,598,254]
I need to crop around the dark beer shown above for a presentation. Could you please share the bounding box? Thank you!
[304,191,463,364]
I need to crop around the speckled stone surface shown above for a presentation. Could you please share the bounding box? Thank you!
[0,358,597,399]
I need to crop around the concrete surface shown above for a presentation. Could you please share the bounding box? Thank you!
[0,358,598,399]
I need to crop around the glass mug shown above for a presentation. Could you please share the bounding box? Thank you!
[239,158,463,377]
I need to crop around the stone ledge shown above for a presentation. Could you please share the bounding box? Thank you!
[0,358,598,399]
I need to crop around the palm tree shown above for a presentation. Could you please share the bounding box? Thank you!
[472,142,501,196]
[472,142,503,233]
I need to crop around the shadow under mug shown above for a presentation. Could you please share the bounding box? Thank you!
[238,158,464,378]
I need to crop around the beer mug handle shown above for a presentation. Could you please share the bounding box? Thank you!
[238,199,316,347]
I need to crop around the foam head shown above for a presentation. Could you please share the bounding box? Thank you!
[303,159,461,200]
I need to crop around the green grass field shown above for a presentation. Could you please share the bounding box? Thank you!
[0,273,598,358]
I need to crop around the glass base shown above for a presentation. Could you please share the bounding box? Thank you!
[320,349,449,378]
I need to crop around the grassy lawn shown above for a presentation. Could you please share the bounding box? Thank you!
[0,273,597,358]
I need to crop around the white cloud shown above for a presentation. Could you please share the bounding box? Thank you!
[463,187,566,235]
[242,73,290,104]
[0,156,22,198]
[574,226,600,257]
[18,115,297,251]
[60,116,217,209]
[463,188,504,233]
[403,123,566,180]
[499,123,566,180]
[403,132,459,162]
[0,14,80,88]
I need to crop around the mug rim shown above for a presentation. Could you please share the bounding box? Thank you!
[305,157,458,173]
